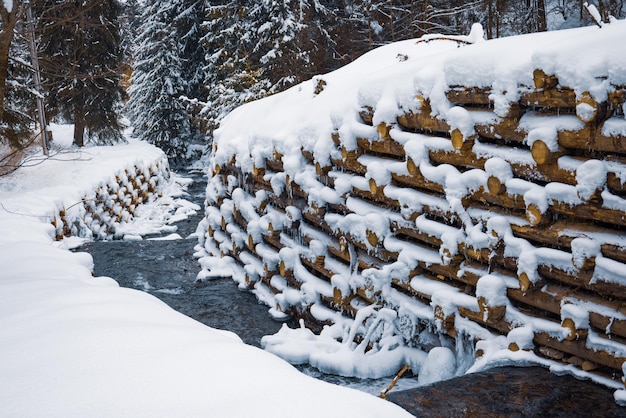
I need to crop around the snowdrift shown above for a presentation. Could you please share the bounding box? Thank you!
[0,134,411,417]
[198,21,626,403]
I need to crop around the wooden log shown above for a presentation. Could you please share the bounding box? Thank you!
[517,271,546,293]
[266,151,284,172]
[534,331,626,371]
[352,181,400,209]
[429,145,583,188]
[525,203,551,226]
[395,160,446,194]
[477,296,507,322]
[510,220,626,265]
[300,147,315,163]
[589,311,626,340]
[333,146,367,174]
[450,128,475,152]
[359,106,374,125]
[377,122,392,140]
[521,88,577,109]
[533,69,559,90]
[608,88,625,111]
[458,305,512,334]
[561,317,589,342]
[530,139,565,166]
[356,136,406,159]
[315,161,331,176]
[278,260,293,279]
[590,121,626,155]
[397,108,451,134]
[581,360,599,372]
[507,284,559,315]
[244,273,257,288]
[300,254,334,284]
[474,185,527,212]
[393,224,445,251]
[366,229,380,247]
[538,345,565,361]
[487,176,506,195]
[433,305,456,337]
[446,86,492,106]
[537,264,626,299]
[333,286,354,307]
[231,206,248,230]
[576,91,609,124]
[549,199,626,229]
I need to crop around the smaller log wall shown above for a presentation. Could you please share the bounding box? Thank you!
[202,68,626,389]
[51,160,171,241]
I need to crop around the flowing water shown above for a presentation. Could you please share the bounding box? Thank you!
[78,171,624,416]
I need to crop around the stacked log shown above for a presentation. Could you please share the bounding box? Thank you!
[202,70,626,389]
[51,160,170,240]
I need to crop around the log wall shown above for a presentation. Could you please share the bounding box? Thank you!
[51,160,170,240]
[202,70,626,389]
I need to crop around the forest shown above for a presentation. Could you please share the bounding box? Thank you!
[0,0,624,167]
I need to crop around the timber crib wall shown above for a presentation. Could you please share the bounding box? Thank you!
[202,68,626,389]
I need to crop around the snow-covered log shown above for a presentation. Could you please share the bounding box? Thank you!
[198,20,626,400]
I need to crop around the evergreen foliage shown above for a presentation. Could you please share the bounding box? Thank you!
[1,25,36,149]
[201,1,269,132]
[127,0,192,165]
[35,0,126,147]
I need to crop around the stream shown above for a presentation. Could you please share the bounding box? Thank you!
[77,170,416,396]
[77,171,624,416]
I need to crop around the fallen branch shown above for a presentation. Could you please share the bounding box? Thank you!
[379,364,410,400]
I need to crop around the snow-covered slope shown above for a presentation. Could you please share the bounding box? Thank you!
[199,20,626,405]
[0,132,412,417]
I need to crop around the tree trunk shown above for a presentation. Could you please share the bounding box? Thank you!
[537,0,547,31]
[73,106,85,147]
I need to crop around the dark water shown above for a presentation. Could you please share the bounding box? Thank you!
[79,171,285,347]
[78,172,625,415]
[387,366,625,417]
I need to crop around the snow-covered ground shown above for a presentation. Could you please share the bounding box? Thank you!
[0,129,412,417]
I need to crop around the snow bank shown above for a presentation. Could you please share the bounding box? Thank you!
[0,131,411,417]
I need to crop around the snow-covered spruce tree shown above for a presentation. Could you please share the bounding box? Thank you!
[176,0,206,102]
[201,1,269,133]
[127,0,192,165]
[250,0,310,93]
[0,0,23,135]
[1,22,37,150]
[173,0,207,147]
[35,0,126,147]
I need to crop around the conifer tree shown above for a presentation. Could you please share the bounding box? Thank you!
[127,0,192,164]
[251,0,307,93]
[2,24,37,149]
[35,0,126,147]
[176,0,206,101]
[0,1,22,131]
[202,1,268,132]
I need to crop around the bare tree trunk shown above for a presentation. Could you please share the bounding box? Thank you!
[73,105,85,147]
[537,0,547,31]
[485,1,494,39]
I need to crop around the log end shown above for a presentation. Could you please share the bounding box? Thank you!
[487,175,506,195]
[531,139,555,166]
[533,69,559,90]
